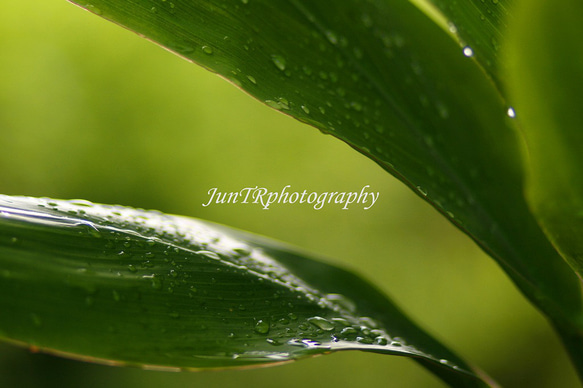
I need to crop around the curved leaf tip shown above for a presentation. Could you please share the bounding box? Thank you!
[0,195,489,386]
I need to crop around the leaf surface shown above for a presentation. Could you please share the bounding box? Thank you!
[0,195,490,386]
[410,0,513,90]
[67,0,582,330]
[505,0,583,297]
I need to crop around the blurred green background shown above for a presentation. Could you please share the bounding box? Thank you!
[0,2,577,387]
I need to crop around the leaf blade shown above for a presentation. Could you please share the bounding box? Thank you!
[0,195,491,386]
[66,0,582,329]
[505,0,583,295]
[410,0,513,91]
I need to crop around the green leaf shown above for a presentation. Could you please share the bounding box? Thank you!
[410,0,513,90]
[505,1,583,302]
[0,195,491,386]
[67,0,581,333]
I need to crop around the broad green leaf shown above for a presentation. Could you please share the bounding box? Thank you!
[410,0,513,90]
[505,2,583,294]
[0,195,491,386]
[67,0,582,333]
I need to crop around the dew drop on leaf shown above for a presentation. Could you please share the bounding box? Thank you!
[270,54,286,71]
[307,316,335,331]
[254,320,270,334]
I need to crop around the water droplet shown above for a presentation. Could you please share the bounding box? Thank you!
[301,105,310,114]
[491,0,499,4]
[144,274,162,290]
[436,101,450,119]
[150,7,158,13]
[270,54,286,71]
[112,290,121,302]
[241,0,249,3]
[361,13,373,28]
[448,22,458,34]
[247,75,257,84]
[350,101,363,112]
[254,320,270,334]
[341,327,358,336]
[266,338,281,346]
[307,316,335,331]
[324,294,356,312]
[358,317,379,329]
[202,45,214,55]
[30,313,42,327]
[416,186,428,196]
[507,107,516,118]
[357,336,374,344]
[374,336,389,345]
[463,46,474,57]
[86,4,103,15]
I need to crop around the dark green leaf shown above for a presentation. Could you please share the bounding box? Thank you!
[67,0,581,335]
[0,195,491,386]
[411,0,513,90]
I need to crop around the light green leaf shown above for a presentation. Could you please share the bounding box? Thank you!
[0,195,492,386]
[505,1,583,295]
[67,0,581,334]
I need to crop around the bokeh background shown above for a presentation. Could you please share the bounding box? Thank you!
[0,2,577,387]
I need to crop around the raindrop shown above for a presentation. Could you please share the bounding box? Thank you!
[357,336,373,344]
[307,316,335,331]
[436,101,449,119]
[301,105,310,114]
[350,101,363,112]
[86,4,103,15]
[266,338,281,346]
[324,30,339,45]
[254,320,270,334]
[341,327,358,336]
[361,13,373,28]
[270,54,286,71]
[202,45,214,55]
[463,46,474,57]
[416,186,428,196]
[247,75,257,84]
[30,313,42,327]
[507,107,516,118]
[374,336,389,345]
